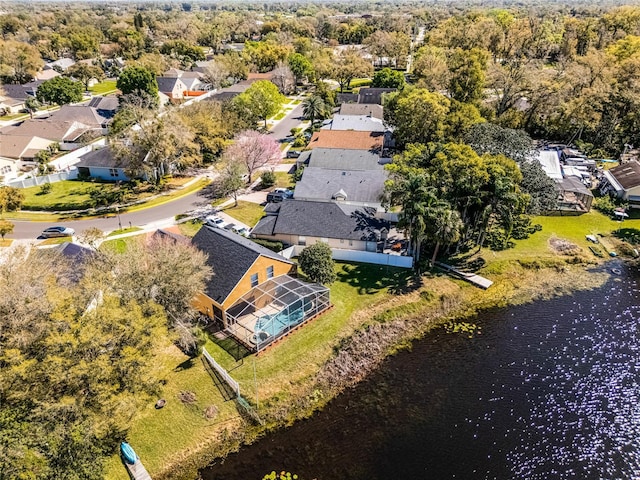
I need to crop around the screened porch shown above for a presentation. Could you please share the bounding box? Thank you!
[224,275,331,352]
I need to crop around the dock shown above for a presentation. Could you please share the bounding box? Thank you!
[125,459,152,480]
[435,262,493,289]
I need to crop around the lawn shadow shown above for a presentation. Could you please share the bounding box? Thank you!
[174,358,195,372]
[336,262,419,295]
[613,227,640,244]
[201,356,238,402]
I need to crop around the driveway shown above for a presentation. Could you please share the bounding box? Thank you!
[270,102,305,142]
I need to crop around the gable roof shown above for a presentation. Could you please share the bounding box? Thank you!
[53,105,113,126]
[321,115,386,132]
[76,146,128,169]
[294,167,387,205]
[3,118,87,143]
[0,135,54,159]
[87,96,120,115]
[308,130,385,153]
[252,199,389,241]
[304,148,385,171]
[357,87,396,105]
[191,226,293,304]
[608,161,640,190]
[339,103,384,119]
[156,77,187,95]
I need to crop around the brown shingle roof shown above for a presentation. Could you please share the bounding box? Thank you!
[307,131,384,153]
[610,161,640,190]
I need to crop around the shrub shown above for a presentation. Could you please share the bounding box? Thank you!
[251,238,284,252]
[38,183,52,195]
[593,195,618,215]
[299,242,336,284]
[260,170,277,188]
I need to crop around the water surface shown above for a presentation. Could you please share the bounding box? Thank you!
[201,266,640,480]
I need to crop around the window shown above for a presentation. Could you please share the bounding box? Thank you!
[250,273,259,287]
[266,265,274,278]
[109,168,118,177]
[299,236,306,246]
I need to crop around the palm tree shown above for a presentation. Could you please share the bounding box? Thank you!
[430,206,463,266]
[302,95,326,127]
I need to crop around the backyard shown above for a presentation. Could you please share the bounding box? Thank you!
[220,200,266,227]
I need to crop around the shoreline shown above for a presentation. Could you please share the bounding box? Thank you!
[152,257,612,480]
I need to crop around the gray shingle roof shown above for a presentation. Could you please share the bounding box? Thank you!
[338,103,384,119]
[191,226,293,303]
[609,161,640,190]
[253,200,389,241]
[357,88,396,105]
[304,148,385,171]
[321,115,386,132]
[156,77,186,95]
[293,167,387,205]
[76,147,128,169]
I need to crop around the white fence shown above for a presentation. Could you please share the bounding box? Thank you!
[279,245,413,268]
[7,170,78,189]
[50,138,107,171]
[202,347,240,397]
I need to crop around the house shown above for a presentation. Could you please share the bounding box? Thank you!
[293,167,388,209]
[0,84,31,113]
[1,104,112,148]
[191,226,329,351]
[321,114,386,133]
[156,76,188,101]
[337,87,396,105]
[86,96,120,118]
[44,58,76,72]
[307,130,386,153]
[0,134,56,181]
[34,69,61,81]
[601,160,640,208]
[252,199,391,252]
[162,68,207,92]
[339,103,384,119]
[75,146,136,182]
[296,147,388,170]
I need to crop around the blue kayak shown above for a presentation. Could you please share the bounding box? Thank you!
[120,442,137,465]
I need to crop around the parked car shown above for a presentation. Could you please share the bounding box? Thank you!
[236,227,251,237]
[41,226,75,238]
[266,192,286,203]
[273,188,294,198]
[205,215,227,229]
[286,150,301,158]
[224,223,237,232]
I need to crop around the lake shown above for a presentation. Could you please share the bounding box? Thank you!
[201,264,640,480]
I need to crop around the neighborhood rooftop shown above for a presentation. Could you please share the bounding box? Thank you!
[252,199,390,241]
[308,130,385,152]
[191,226,293,304]
[606,161,640,190]
[293,167,388,205]
[299,148,386,171]
[338,103,384,119]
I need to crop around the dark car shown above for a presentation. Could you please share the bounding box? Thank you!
[266,192,286,203]
[286,150,301,158]
[41,226,75,238]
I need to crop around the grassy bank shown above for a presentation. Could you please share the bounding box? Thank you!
[104,211,632,480]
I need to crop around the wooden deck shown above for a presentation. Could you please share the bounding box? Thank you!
[125,459,152,480]
[435,262,493,289]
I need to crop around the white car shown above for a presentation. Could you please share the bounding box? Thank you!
[205,215,227,229]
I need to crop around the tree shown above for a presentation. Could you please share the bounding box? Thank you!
[0,40,43,83]
[223,130,281,184]
[288,52,314,89]
[232,80,285,128]
[430,206,463,265]
[116,66,158,100]
[333,48,374,92]
[271,62,295,94]
[302,95,326,126]
[384,88,450,146]
[111,108,200,183]
[243,40,292,73]
[372,67,405,89]
[447,47,487,104]
[160,40,205,67]
[66,62,104,90]
[201,60,231,89]
[298,242,336,284]
[0,186,24,213]
[0,218,13,239]
[217,161,245,206]
[36,76,84,105]
[465,122,533,163]
[412,45,449,92]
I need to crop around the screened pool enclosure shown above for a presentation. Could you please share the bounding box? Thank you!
[225,275,331,351]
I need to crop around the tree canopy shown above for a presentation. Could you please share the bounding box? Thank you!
[232,80,286,128]
[298,242,336,284]
[116,66,159,101]
[36,76,84,105]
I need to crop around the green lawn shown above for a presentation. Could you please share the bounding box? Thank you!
[22,181,100,211]
[273,171,295,189]
[221,200,265,227]
[89,80,118,95]
[177,219,203,238]
[350,78,373,88]
[107,226,142,237]
[103,262,411,479]
[38,236,72,246]
[481,211,640,265]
